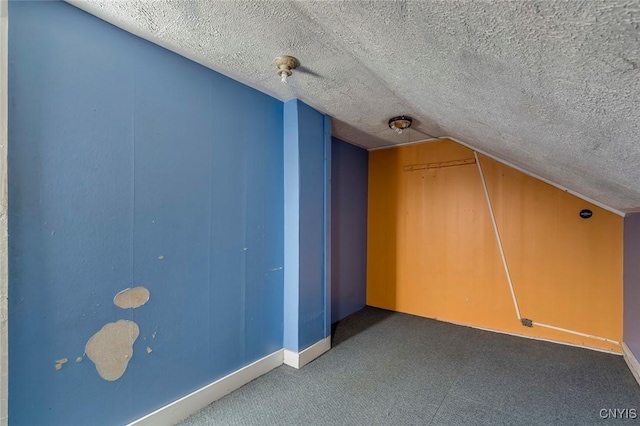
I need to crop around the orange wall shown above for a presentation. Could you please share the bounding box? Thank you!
[367,139,623,352]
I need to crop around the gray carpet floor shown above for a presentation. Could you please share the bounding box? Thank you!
[178,307,640,425]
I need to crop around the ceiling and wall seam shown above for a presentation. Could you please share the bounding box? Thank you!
[282,1,438,147]
[64,0,640,211]
[66,1,283,104]
[368,138,440,152]
[369,135,625,216]
[460,137,624,217]
[289,1,439,141]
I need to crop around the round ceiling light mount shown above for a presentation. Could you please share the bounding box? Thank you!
[388,115,413,134]
[275,55,300,84]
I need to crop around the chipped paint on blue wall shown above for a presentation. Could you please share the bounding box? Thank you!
[8,1,283,424]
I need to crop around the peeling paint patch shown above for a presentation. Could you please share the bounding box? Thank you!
[54,358,68,370]
[85,320,139,381]
[113,286,150,309]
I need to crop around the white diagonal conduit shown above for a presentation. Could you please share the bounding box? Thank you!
[475,151,522,320]
[534,322,620,345]
[474,152,619,347]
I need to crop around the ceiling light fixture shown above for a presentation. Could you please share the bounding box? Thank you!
[388,115,413,134]
[274,55,300,84]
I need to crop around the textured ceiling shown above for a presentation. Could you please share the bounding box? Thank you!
[68,0,640,211]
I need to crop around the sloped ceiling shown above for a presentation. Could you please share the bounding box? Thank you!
[68,0,640,211]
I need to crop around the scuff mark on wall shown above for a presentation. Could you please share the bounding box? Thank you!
[113,286,150,309]
[85,320,139,381]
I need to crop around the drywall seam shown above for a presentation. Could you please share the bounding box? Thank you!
[448,320,622,355]
[283,336,331,369]
[534,322,619,345]
[0,0,7,423]
[475,152,522,320]
[622,343,640,388]
[453,137,624,217]
[127,349,284,426]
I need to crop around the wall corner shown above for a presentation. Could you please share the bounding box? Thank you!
[0,0,9,424]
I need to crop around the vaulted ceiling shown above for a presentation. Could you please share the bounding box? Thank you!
[69,0,640,211]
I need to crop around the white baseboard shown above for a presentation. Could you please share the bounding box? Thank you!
[128,338,332,425]
[127,349,284,426]
[283,336,331,369]
[622,342,640,388]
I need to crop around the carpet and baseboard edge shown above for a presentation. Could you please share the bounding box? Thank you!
[127,336,331,426]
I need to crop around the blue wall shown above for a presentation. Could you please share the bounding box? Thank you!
[283,100,331,352]
[624,212,640,359]
[283,101,301,351]
[297,102,328,350]
[331,138,368,323]
[8,2,283,425]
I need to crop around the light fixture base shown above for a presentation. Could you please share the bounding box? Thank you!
[275,55,300,78]
[388,115,413,134]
